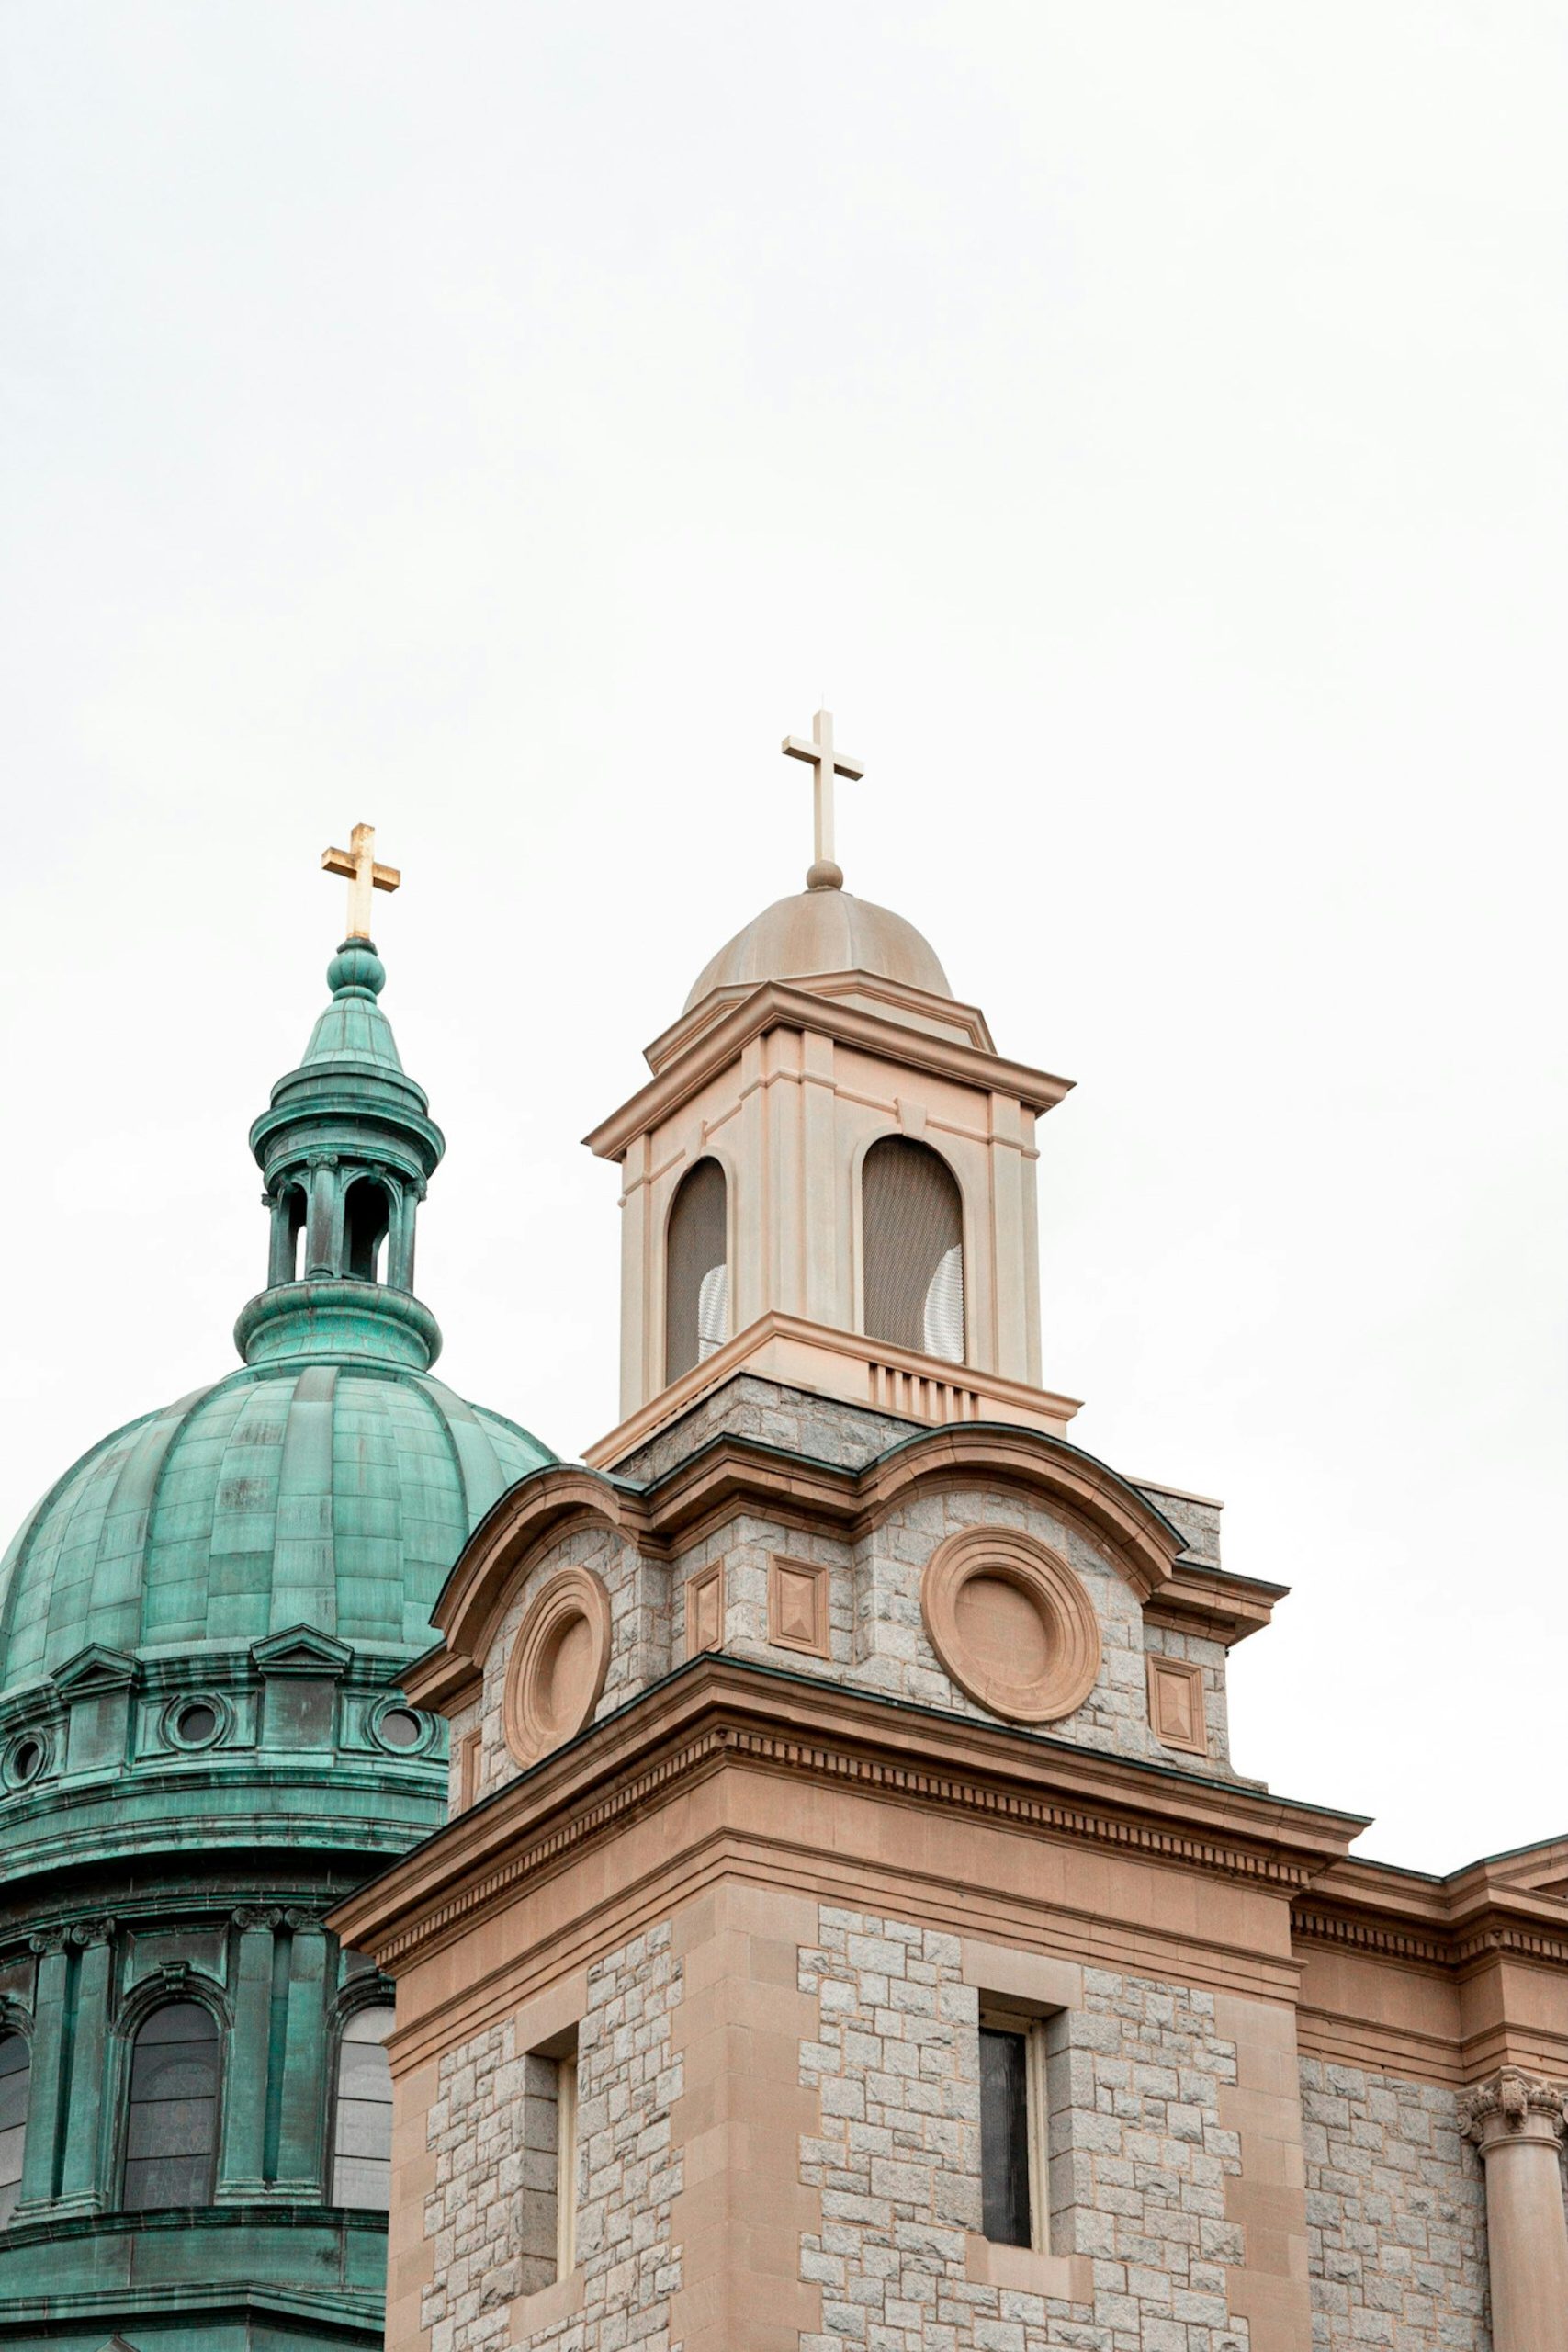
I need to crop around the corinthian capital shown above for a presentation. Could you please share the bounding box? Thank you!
[1461,2066,1567,2153]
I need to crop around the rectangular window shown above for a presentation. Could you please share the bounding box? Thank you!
[979,2010,1050,2250]
[555,2051,578,2277]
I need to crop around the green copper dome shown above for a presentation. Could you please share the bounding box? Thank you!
[0,1362,545,1696]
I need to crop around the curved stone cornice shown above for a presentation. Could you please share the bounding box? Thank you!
[410,1421,1190,1715]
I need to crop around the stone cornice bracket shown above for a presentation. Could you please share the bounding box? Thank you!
[1461,2067,1568,2154]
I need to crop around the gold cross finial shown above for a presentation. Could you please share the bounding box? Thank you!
[321,822,400,941]
[782,707,863,891]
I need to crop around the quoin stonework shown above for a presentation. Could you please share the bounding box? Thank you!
[5,734,1566,2352]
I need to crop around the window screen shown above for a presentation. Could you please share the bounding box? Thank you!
[862,1136,965,1363]
[0,2037,28,2224]
[979,2026,1032,2246]
[332,2005,395,2210]
[123,2001,220,2210]
[665,1159,728,1384]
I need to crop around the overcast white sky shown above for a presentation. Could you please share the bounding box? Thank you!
[2,3,1562,1874]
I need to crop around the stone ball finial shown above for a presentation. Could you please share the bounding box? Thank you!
[806,859,844,892]
[326,940,387,999]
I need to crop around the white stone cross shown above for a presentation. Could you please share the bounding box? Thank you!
[782,708,863,889]
[321,822,400,941]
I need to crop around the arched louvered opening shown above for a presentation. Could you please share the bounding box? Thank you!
[862,1136,965,1363]
[0,2036,28,2225]
[123,2000,220,2210]
[344,1178,390,1282]
[331,2005,395,2209]
[665,1159,729,1385]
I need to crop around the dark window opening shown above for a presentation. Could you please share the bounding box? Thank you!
[286,1186,307,1281]
[665,1159,728,1385]
[123,2001,220,2211]
[377,1706,423,1751]
[331,2006,394,2209]
[175,1702,218,1747]
[0,2036,28,2225]
[344,1179,389,1283]
[979,2026,1032,2247]
[862,1136,964,1363]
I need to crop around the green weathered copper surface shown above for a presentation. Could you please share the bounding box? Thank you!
[0,1361,543,1696]
[0,938,552,2347]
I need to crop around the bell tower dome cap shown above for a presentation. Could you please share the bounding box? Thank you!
[684,886,953,1012]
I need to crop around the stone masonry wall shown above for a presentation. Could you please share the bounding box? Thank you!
[1298,2057,1489,2352]
[796,1902,1249,2352]
[419,1923,683,2352]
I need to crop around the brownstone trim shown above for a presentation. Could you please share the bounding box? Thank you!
[685,1561,724,1657]
[767,1555,829,1657]
[1147,1655,1208,1757]
[332,1658,1363,1973]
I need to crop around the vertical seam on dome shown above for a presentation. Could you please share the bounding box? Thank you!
[82,1382,228,1663]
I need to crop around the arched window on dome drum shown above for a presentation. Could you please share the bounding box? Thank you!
[122,2000,220,2211]
[665,1159,729,1385]
[344,1177,390,1283]
[0,2036,28,2226]
[331,2005,395,2210]
[862,1136,965,1364]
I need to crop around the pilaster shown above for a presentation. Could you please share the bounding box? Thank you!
[15,1930,67,2211]
[220,1905,281,2196]
[276,1910,330,2193]
[54,1917,115,2212]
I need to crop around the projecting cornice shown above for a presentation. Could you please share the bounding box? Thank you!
[330,1653,1366,1974]
[583,978,1074,1163]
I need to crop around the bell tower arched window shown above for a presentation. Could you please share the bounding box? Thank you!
[665,1159,729,1385]
[123,2000,220,2211]
[0,2035,28,2225]
[331,2005,395,2209]
[862,1136,965,1363]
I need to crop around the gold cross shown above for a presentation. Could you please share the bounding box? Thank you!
[321,822,400,941]
[782,707,863,888]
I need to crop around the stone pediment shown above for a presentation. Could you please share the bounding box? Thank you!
[249,1624,353,1679]
[51,1644,137,1696]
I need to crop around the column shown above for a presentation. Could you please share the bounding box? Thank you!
[16,1930,67,2211]
[276,1910,330,2193]
[56,1918,114,2211]
[1462,2068,1568,2352]
[267,1193,288,1287]
[306,1156,339,1278]
[220,1906,279,2196]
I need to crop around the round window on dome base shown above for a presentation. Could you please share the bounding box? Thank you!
[920,1526,1100,1725]
[503,1567,613,1769]
[368,1699,434,1758]
[161,1692,231,1753]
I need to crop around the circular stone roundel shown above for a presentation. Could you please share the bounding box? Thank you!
[920,1526,1101,1724]
[503,1566,614,1768]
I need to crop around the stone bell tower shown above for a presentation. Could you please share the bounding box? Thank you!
[585,708,1080,1462]
[334,721,1568,2352]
